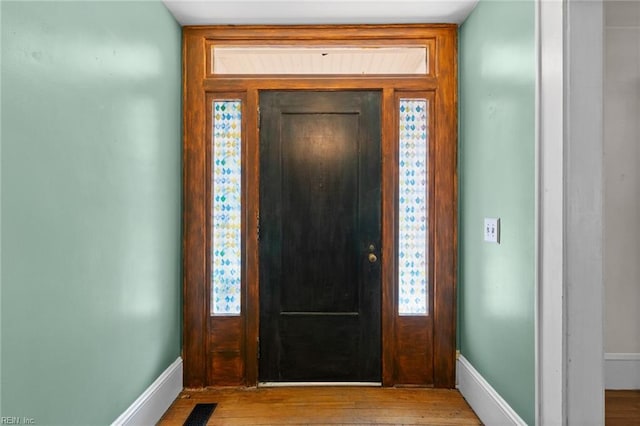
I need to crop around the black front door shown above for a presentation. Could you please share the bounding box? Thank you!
[259,91,382,382]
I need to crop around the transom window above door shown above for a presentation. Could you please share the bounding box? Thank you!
[211,46,429,75]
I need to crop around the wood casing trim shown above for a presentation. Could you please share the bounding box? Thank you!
[380,87,396,386]
[433,29,458,388]
[182,24,458,388]
[183,30,206,387]
[245,88,260,386]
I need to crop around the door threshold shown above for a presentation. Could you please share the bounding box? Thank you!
[258,382,382,388]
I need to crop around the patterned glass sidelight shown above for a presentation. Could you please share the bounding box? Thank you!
[211,100,242,315]
[398,99,428,315]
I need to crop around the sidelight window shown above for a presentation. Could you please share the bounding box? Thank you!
[211,100,242,315]
[398,99,429,315]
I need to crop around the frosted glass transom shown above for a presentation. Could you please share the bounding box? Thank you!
[211,100,242,315]
[212,46,427,75]
[398,99,428,315]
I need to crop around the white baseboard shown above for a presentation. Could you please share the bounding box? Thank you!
[456,355,527,426]
[605,353,640,390]
[112,357,183,426]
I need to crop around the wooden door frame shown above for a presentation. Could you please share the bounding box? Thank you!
[182,24,458,388]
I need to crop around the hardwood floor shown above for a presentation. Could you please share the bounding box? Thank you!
[606,390,640,425]
[158,387,482,425]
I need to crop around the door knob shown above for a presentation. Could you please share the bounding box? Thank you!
[368,253,377,263]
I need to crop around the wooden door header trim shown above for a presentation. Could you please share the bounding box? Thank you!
[184,24,457,40]
[202,78,439,92]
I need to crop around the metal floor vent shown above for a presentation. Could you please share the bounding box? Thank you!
[183,403,217,426]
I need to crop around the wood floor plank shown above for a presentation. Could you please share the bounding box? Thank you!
[606,390,640,425]
[158,387,481,425]
[160,387,640,425]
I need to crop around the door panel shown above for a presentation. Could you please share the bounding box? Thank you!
[259,91,381,382]
[281,113,359,313]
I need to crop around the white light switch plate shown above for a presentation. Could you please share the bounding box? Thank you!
[484,217,500,243]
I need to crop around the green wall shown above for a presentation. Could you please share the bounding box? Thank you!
[1,2,182,424]
[458,1,536,424]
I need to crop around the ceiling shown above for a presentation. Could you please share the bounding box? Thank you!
[162,0,479,26]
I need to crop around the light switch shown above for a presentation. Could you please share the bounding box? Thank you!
[484,217,500,243]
